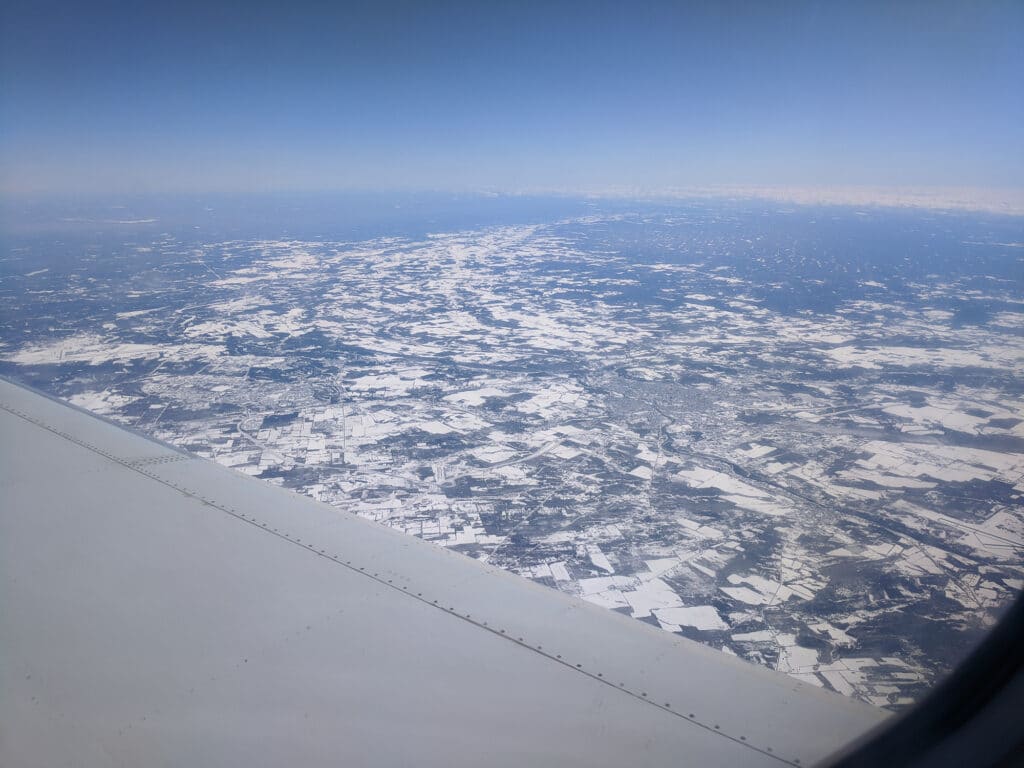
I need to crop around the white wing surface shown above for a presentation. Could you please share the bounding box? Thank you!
[0,377,886,767]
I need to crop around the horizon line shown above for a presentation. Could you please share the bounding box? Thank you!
[2,184,1023,218]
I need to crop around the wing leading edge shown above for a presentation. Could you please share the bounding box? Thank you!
[0,377,886,767]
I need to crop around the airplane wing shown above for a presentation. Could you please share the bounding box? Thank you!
[0,377,886,767]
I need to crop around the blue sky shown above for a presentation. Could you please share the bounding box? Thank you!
[1,0,1021,196]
